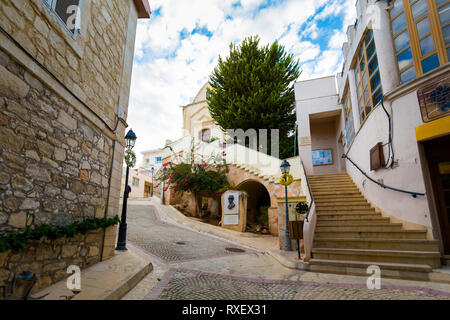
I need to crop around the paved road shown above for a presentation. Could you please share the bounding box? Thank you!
[123,202,450,300]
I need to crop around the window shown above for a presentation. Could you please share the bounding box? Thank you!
[389,0,449,84]
[355,30,383,123]
[132,178,140,187]
[156,157,162,163]
[343,91,356,152]
[199,128,211,142]
[43,0,81,37]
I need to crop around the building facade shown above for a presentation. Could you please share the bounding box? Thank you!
[120,168,153,199]
[181,83,225,143]
[0,0,150,297]
[296,0,449,258]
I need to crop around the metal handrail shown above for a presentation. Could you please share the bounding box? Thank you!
[301,160,315,222]
[342,154,425,198]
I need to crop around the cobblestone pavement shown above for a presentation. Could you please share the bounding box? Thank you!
[122,200,450,300]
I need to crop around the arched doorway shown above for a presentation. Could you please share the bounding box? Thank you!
[238,180,271,233]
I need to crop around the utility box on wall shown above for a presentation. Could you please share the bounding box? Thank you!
[370,142,385,171]
[221,191,247,232]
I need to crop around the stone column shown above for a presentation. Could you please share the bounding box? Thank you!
[371,0,400,93]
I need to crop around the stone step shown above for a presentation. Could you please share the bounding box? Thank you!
[309,181,355,186]
[316,204,372,210]
[311,187,361,193]
[309,174,350,178]
[308,177,353,182]
[308,259,433,274]
[317,209,377,214]
[315,230,428,239]
[314,200,370,207]
[312,191,363,197]
[311,248,441,268]
[317,217,391,224]
[315,224,404,232]
[313,238,440,251]
[317,212,383,220]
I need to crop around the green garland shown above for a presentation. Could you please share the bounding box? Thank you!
[0,216,120,253]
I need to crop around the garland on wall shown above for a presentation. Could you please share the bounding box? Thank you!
[0,216,120,253]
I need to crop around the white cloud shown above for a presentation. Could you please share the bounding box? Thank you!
[128,0,357,165]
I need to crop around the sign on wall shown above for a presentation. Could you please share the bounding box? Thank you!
[312,149,333,166]
[223,191,239,225]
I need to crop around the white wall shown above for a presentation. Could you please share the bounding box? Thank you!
[345,93,432,230]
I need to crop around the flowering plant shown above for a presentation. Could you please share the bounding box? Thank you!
[157,139,231,216]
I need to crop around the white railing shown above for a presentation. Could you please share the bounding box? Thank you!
[299,159,316,261]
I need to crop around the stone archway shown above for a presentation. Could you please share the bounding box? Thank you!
[237,180,271,233]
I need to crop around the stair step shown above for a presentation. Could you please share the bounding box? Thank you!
[308,259,433,273]
[309,182,356,187]
[313,238,440,251]
[309,174,350,178]
[313,191,363,196]
[314,194,366,200]
[316,224,404,232]
[314,197,368,205]
[315,230,428,239]
[317,217,390,224]
[317,209,377,214]
[316,204,372,210]
[311,248,441,268]
[317,212,382,220]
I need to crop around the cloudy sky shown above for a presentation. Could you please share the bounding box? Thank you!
[127,0,357,165]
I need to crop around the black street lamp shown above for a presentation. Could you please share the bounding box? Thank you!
[150,167,154,197]
[161,166,167,205]
[281,160,291,251]
[116,129,137,251]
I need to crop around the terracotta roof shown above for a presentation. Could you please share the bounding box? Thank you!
[133,0,151,19]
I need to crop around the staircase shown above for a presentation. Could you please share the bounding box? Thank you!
[308,173,441,276]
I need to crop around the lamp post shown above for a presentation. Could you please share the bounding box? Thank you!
[161,166,167,205]
[151,167,154,197]
[116,129,137,251]
[281,160,291,251]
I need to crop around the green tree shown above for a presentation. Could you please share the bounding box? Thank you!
[207,35,301,159]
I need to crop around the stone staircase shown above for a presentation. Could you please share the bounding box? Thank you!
[308,173,441,276]
[231,163,279,184]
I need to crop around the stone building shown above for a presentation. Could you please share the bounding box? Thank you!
[296,0,449,275]
[0,0,150,298]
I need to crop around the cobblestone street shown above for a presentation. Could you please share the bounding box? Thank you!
[122,200,450,300]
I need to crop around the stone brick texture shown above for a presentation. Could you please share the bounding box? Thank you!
[0,0,132,129]
[0,49,113,232]
[0,227,112,300]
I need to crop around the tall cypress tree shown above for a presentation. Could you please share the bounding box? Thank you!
[207,35,301,159]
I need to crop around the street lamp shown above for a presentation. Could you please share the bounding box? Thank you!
[281,160,291,251]
[151,167,154,197]
[116,129,137,251]
[161,166,167,205]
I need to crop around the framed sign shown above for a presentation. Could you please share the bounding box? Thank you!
[223,191,239,215]
[312,149,333,166]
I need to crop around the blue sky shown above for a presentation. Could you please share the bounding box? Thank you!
[128,0,356,165]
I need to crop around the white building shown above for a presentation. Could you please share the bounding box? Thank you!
[296,0,449,271]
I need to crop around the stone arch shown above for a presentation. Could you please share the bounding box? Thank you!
[237,179,271,230]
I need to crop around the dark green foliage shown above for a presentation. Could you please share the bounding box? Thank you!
[207,36,301,159]
[0,216,120,253]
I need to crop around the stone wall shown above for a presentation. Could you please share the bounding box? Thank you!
[0,225,116,300]
[0,0,132,128]
[0,48,114,233]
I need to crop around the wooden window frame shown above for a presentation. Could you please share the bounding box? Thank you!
[388,0,449,84]
[355,30,383,123]
[343,88,356,152]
